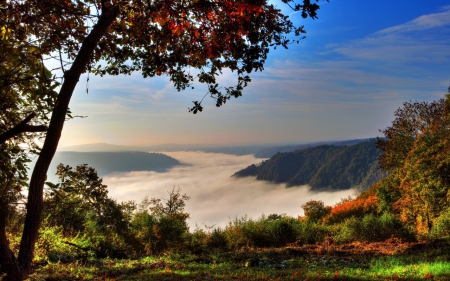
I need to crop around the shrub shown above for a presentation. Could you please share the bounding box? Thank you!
[334,213,415,244]
[295,221,329,245]
[34,226,81,263]
[224,216,248,250]
[186,227,208,253]
[242,218,273,247]
[431,208,450,238]
[302,200,331,223]
[206,228,228,250]
[327,196,378,224]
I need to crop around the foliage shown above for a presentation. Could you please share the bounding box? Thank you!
[431,207,450,238]
[34,225,82,263]
[326,196,378,224]
[44,164,138,257]
[234,140,384,190]
[376,96,450,233]
[0,2,58,232]
[295,221,329,245]
[131,188,191,254]
[301,200,331,223]
[240,215,299,247]
[334,213,415,244]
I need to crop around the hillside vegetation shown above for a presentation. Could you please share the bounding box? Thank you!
[46,151,180,177]
[233,140,385,190]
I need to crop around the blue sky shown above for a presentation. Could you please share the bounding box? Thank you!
[59,0,450,147]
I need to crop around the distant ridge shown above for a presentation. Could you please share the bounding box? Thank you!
[59,143,265,155]
[59,143,145,152]
[253,138,373,158]
[34,151,180,182]
[233,140,386,191]
[59,138,376,158]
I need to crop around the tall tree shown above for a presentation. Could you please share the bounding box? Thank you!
[376,94,450,233]
[0,0,326,279]
[1,4,58,279]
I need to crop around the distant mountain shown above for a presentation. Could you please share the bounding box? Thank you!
[59,143,264,156]
[58,143,143,152]
[34,151,180,181]
[253,138,373,158]
[59,138,377,158]
[233,140,386,191]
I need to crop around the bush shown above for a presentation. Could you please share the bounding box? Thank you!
[239,215,299,248]
[35,226,81,263]
[295,221,329,245]
[431,208,450,238]
[224,216,248,250]
[327,196,378,224]
[206,228,228,250]
[334,213,415,244]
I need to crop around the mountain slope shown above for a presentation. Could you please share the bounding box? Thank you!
[233,140,385,191]
[32,151,181,182]
[253,138,373,158]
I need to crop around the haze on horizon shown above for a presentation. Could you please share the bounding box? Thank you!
[56,0,450,148]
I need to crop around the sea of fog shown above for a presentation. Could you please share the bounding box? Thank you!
[104,151,358,229]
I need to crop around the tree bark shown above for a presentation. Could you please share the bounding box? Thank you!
[0,203,25,281]
[5,5,120,279]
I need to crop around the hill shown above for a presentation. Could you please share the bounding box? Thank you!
[37,151,180,180]
[59,143,264,156]
[233,140,385,191]
[253,138,373,158]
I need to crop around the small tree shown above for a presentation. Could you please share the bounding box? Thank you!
[302,200,330,223]
[132,188,191,253]
[44,164,138,255]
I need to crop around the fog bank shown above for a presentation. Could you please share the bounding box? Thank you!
[104,151,358,229]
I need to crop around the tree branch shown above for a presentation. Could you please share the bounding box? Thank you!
[0,112,48,144]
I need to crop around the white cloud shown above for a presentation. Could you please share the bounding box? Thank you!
[104,151,358,229]
[375,8,450,35]
[326,8,450,63]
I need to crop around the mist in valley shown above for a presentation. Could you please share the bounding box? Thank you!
[104,151,358,229]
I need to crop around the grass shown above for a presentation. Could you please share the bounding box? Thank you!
[27,239,450,281]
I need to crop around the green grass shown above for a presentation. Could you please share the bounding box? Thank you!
[27,241,450,281]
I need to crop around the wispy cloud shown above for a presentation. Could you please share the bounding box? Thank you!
[327,8,450,63]
[104,152,357,229]
[376,7,450,35]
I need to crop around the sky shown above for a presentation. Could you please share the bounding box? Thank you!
[58,0,450,147]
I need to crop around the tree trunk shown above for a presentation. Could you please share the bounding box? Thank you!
[0,203,25,281]
[2,5,120,279]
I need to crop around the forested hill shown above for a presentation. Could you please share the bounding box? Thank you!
[253,138,372,158]
[44,151,180,179]
[233,140,385,191]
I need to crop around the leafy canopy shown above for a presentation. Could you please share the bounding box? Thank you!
[3,0,324,112]
[376,94,450,233]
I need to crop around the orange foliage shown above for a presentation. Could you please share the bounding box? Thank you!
[327,196,379,224]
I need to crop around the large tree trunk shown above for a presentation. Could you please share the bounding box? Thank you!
[0,5,120,280]
[0,203,25,281]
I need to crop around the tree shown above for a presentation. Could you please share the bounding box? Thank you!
[44,164,138,256]
[1,5,58,279]
[376,94,450,233]
[301,200,330,223]
[0,0,326,279]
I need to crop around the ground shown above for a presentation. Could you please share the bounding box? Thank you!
[23,238,450,280]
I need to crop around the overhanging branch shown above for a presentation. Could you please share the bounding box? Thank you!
[0,112,48,144]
